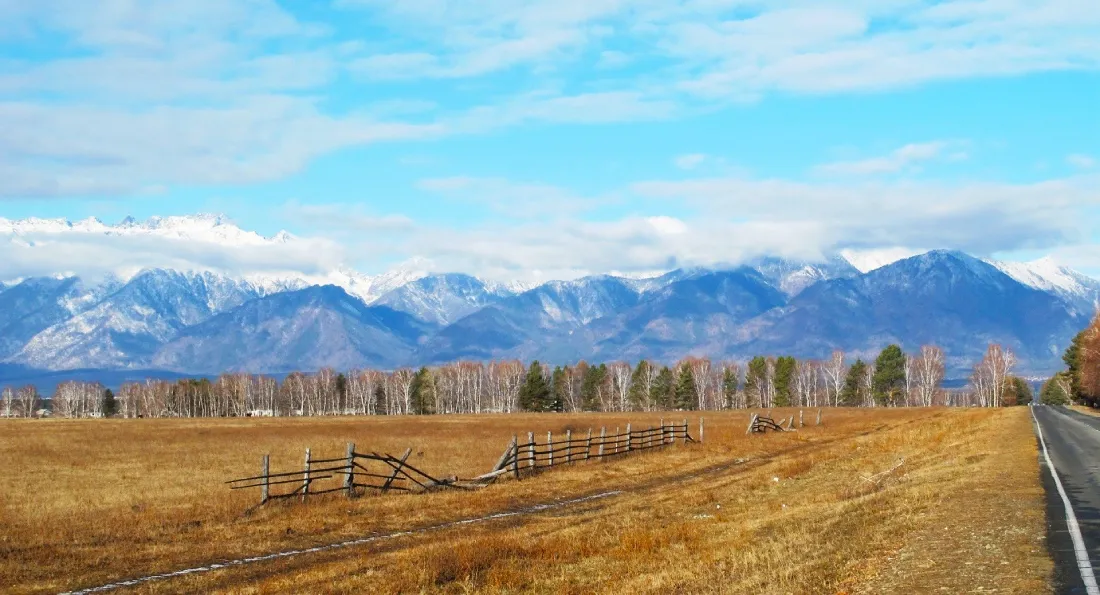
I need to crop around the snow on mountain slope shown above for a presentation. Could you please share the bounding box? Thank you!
[11,270,262,370]
[988,257,1100,313]
[0,214,285,246]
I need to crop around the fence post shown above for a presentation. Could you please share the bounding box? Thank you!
[598,427,606,458]
[302,447,311,501]
[816,409,822,426]
[547,431,553,467]
[344,442,355,498]
[660,418,665,444]
[528,431,536,470]
[615,427,620,453]
[747,413,758,434]
[585,428,592,460]
[512,435,520,479]
[261,454,270,505]
[799,410,804,428]
[565,429,572,464]
[683,419,688,444]
[626,423,632,452]
[699,418,704,444]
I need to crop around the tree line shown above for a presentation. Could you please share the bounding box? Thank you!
[1042,312,1100,407]
[0,340,1054,419]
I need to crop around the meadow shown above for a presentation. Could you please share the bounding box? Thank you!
[0,408,1050,594]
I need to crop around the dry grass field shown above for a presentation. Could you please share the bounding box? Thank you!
[0,408,1050,594]
[1072,405,1100,418]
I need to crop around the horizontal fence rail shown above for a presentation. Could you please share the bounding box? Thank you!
[227,418,703,506]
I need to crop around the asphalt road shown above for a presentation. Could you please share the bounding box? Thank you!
[1033,405,1100,595]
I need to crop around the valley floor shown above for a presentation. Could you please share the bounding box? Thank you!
[0,408,1050,594]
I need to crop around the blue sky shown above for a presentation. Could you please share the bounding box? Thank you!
[0,0,1098,281]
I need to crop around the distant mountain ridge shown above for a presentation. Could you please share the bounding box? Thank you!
[3,215,1098,377]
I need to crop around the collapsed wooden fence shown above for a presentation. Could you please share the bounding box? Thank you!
[746,409,823,434]
[228,418,702,505]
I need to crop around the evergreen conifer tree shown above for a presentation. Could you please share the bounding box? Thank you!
[628,361,652,410]
[773,356,796,407]
[722,367,739,409]
[674,365,698,410]
[872,345,907,406]
[410,367,436,415]
[840,359,868,406]
[1041,373,1071,405]
[744,356,767,408]
[652,366,674,410]
[550,366,567,413]
[100,388,117,417]
[519,361,551,412]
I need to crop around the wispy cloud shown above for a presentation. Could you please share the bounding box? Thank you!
[815,141,965,176]
[1068,154,1096,169]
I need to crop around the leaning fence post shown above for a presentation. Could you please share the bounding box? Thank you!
[344,442,355,498]
[585,428,593,460]
[528,431,536,470]
[547,431,553,467]
[598,427,606,458]
[699,417,704,444]
[261,454,270,505]
[626,423,632,452]
[302,448,311,501]
[512,435,520,479]
[816,409,823,426]
[565,429,572,464]
[746,413,758,434]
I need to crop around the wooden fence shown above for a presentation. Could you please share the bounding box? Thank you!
[486,418,699,481]
[746,409,823,434]
[228,418,701,505]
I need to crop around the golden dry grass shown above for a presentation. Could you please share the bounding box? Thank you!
[0,408,1051,594]
[1071,405,1100,418]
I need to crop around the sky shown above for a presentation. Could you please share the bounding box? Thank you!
[0,0,1098,283]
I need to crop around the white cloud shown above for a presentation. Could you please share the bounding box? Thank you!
[0,98,442,198]
[1068,154,1096,169]
[674,153,708,170]
[0,216,343,282]
[815,141,960,176]
[840,247,925,273]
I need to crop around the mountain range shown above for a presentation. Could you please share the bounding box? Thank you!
[2,215,1099,380]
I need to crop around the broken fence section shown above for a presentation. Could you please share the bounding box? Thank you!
[228,418,702,505]
[746,409,823,434]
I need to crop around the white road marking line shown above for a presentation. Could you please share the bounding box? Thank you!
[59,490,623,595]
[1033,405,1100,595]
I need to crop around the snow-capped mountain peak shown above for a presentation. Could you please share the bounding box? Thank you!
[988,256,1099,297]
[0,214,291,247]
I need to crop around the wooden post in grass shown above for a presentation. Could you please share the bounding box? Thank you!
[302,448,311,501]
[344,442,355,498]
[660,418,665,444]
[799,410,804,428]
[512,435,520,479]
[626,423,632,452]
[261,454,270,504]
[699,418,704,444]
[565,429,572,464]
[585,428,593,460]
[816,409,823,426]
[747,413,759,434]
[683,419,688,444]
[547,431,553,467]
[614,427,620,453]
[598,427,606,458]
[528,431,536,470]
